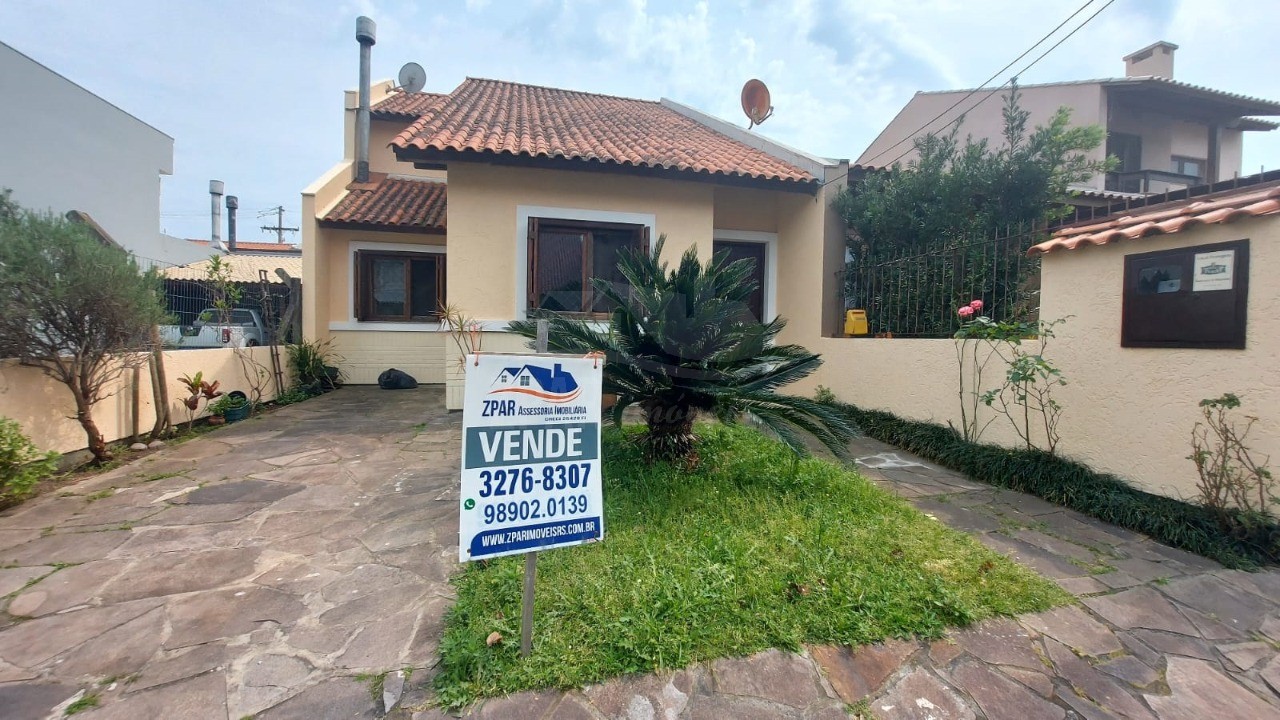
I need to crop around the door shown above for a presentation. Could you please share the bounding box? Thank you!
[713,240,767,322]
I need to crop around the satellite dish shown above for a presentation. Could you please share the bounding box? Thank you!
[741,79,773,129]
[397,62,426,93]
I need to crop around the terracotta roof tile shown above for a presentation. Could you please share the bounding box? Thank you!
[321,175,446,232]
[187,240,301,253]
[1030,181,1280,255]
[391,78,815,185]
[371,92,447,120]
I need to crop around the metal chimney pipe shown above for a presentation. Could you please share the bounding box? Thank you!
[225,195,238,252]
[355,16,376,183]
[209,180,226,252]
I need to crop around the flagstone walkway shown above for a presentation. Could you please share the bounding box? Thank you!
[0,387,1277,719]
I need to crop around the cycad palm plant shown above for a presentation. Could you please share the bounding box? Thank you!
[509,236,854,463]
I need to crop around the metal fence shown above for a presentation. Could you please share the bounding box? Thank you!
[843,224,1043,338]
[137,255,301,345]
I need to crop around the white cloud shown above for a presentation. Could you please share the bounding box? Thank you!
[2,0,1278,241]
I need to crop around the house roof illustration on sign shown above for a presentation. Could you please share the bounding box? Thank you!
[492,363,580,401]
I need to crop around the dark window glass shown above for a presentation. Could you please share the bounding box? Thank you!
[713,240,767,321]
[530,221,645,316]
[591,229,636,313]
[357,252,444,321]
[372,258,406,316]
[535,230,586,312]
[410,258,440,317]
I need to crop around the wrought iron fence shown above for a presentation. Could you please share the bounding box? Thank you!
[844,224,1043,338]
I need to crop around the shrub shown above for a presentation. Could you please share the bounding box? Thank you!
[0,191,169,462]
[0,417,58,506]
[509,236,854,463]
[287,339,343,393]
[1189,393,1276,538]
[839,402,1279,569]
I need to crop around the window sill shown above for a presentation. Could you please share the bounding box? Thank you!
[329,320,443,332]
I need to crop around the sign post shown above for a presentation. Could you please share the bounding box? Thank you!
[522,321,548,657]
[458,322,604,658]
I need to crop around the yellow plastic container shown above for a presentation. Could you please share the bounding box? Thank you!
[844,309,869,336]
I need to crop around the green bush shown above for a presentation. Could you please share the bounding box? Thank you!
[287,339,343,393]
[0,417,58,506]
[838,403,1280,569]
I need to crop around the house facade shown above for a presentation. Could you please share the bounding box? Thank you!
[857,42,1280,203]
[0,41,209,267]
[302,76,848,408]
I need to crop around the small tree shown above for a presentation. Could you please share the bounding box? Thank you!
[0,192,169,462]
[509,236,855,464]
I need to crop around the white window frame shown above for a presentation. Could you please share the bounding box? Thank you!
[713,229,778,322]
[515,205,657,322]
[329,239,446,332]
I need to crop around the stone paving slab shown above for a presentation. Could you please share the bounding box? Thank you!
[1,388,1278,719]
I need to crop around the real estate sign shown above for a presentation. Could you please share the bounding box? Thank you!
[458,353,604,562]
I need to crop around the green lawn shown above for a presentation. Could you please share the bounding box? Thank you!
[434,424,1069,708]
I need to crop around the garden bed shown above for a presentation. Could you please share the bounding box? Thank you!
[433,424,1068,708]
[836,403,1280,570]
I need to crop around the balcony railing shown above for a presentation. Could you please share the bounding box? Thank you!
[1105,169,1203,195]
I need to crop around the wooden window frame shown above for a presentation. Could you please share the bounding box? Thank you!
[1121,239,1249,349]
[354,250,446,322]
[527,218,650,318]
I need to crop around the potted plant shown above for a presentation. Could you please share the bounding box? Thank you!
[210,391,251,423]
[177,372,223,431]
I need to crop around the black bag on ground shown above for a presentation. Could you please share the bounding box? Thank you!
[378,368,419,390]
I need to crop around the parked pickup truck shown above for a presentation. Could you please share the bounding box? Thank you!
[160,308,268,349]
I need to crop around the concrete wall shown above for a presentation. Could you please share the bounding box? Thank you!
[807,217,1279,504]
[0,42,207,267]
[0,347,290,455]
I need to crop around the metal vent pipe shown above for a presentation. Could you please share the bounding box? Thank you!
[225,195,238,252]
[209,180,225,251]
[355,16,376,183]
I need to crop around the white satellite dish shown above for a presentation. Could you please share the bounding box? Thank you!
[398,62,426,93]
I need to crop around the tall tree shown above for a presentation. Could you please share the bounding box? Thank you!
[0,191,169,462]
[509,237,854,464]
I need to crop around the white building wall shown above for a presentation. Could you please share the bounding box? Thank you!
[0,41,208,267]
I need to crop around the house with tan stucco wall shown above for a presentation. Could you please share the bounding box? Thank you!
[302,76,849,409]
[858,42,1280,209]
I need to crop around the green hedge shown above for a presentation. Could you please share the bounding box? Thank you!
[838,403,1279,570]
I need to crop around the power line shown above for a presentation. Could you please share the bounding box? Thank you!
[856,0,1105,172]
[257,206,299,244]
[874,0,1117,170]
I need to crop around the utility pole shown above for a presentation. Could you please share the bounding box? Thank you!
[258,206,299,244]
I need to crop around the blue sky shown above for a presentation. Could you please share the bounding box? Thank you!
[3,0,1278,242]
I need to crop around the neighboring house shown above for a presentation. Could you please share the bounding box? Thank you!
[186,239,302,257]
[161,253,302,332]
[0,41,209,267]
[858,42,1280,205]
[303,76,849,406]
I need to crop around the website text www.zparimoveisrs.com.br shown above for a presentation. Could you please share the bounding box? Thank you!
[478,518,599,548]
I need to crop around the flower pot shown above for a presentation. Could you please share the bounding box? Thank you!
[207,415,226,426]
[223,391,251,423]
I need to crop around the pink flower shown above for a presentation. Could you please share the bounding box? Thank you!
[969,299,984,311]
[957,306,974,319]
